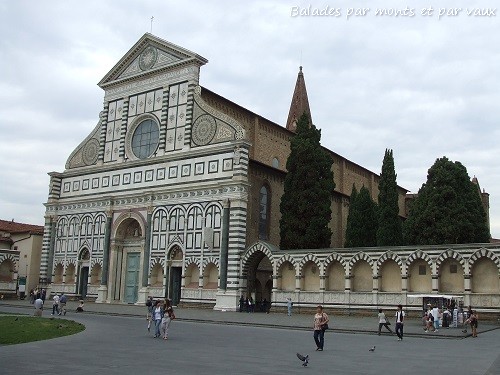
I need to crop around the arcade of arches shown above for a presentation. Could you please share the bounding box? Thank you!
[241,243,500,312]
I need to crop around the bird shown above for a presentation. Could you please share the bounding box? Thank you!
[296,353,309,367]
[369,346,376,352]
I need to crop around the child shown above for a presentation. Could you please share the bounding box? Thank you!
[76,300,84,312]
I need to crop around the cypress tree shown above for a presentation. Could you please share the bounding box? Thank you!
[345,185,378,247]
[403,157,490,245]
[279,112,335,250]
[377,149,403,246]
[344,185,360,248]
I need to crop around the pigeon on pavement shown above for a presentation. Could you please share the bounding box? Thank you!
[369,346,376,352]
[296,353,309,367]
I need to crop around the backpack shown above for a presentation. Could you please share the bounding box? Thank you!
[146,300,152,307]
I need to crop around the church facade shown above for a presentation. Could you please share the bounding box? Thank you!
[40,34,500,313]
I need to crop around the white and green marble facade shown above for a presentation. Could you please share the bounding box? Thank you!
[41,34,249,309]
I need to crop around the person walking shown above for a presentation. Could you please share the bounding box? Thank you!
[313,305,329,351]
[161,299,175,340]
[146,296,154,332]
[377,309,393,335]
[59,292,67,315]
[395,304,405,341]
[286,297,293,316]
[467,310,479,338]
[51,293,60,316]
[152,300,164,338]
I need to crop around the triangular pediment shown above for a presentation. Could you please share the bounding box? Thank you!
[98,33,208,88]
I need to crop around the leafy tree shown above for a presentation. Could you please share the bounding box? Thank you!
[345,185,378,247]
[403,157,490,245]
[279,112,335,249]
[344,185,359,247]
[377,149,403,246]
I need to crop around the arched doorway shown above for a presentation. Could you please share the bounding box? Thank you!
[112,217,144,303]
[165,245,183,306]
[244,250,273,311]
[78,248,90,298]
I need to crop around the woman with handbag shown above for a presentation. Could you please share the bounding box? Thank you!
[161,299,175,340]
[313,305,329,351]
[377,309,393,335]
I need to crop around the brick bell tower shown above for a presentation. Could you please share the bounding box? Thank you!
[286,66,313,131]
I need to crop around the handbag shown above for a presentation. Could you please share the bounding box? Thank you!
[321,323,329,331]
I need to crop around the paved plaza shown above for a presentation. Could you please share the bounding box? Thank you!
[1,301,499,374]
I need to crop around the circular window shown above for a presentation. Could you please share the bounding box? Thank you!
[131,119,159,159]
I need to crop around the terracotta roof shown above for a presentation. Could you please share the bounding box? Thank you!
[0,219,44,235]
[286,66,313,132]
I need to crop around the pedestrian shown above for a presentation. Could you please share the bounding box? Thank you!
[262,298,270,314]
[395,304,405,341]
[152,300,164,338]
[239,295,244,312]
[286,297,293,316]
[29,289,35,304]
[161,299,175,340]
[377,309,393,335]
[466,310,479,338]
[249,296,254,313]
[431,305,440,332]
[51,293,60,315]
[313,305,329,351]
[425,312,434,332]
[146,296,154,332]
[59,292,67,315]
[34,297,43,317]
[442,307,451,328]
[76,300,84,312]
[41,289,46,303]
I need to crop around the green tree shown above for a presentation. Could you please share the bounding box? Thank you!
[345,185,378,247]
[403,157,490,245]
[344,185,359,247]
[279,112,335,249]
[377,149,403,246]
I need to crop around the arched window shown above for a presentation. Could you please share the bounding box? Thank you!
[272,158,279,168]
[259,185,270,240]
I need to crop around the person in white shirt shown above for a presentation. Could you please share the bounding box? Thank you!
[395,304,405,341]
[34,297,43,317]
[431,306,440,331]
[51,294,60,315]
[378,309,393,335]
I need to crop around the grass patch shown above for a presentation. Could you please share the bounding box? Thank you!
[0,315,85,345]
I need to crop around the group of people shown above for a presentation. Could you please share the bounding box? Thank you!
[238,296,271,313]
[315,304,406,351]
[29,288,46,304]
[421,304,479,337]
[50,292,68,316]
[32,290,84,316]
[146,296,175,340]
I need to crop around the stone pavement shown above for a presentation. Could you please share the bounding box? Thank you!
[1,299,498,339]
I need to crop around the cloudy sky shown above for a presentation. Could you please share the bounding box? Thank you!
[1,0,499,238]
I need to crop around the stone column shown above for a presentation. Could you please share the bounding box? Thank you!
[432,274,439,293]
[138,209,152,304]
[402,274,408,292]
[97,212,113,303]
[218,199,230,291]
[464,273,471,307]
